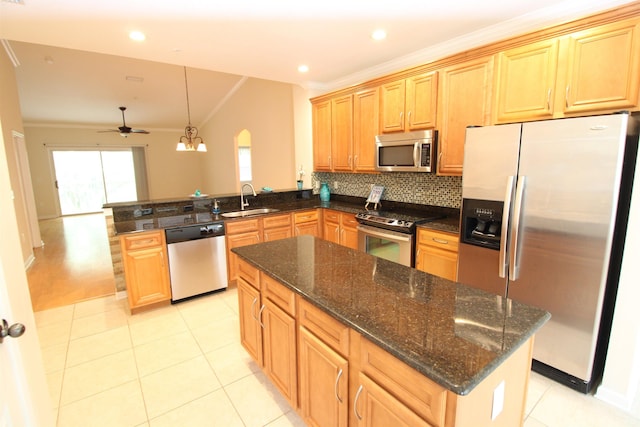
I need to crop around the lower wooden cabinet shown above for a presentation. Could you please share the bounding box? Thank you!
[120,230,171,313]
[322,209,359,250]
[237,276,262,363]
[294,209,321,237]
[416,228,460,281]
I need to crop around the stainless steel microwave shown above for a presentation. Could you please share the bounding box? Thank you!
[375,130,437,172]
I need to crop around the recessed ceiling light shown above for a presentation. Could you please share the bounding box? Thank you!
[371,29,387,41]
[129,31,146,42]
[298,65,309,73]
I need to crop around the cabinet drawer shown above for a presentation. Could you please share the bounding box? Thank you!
[263,213,291,229]
[298,296,349,357]
[261,272,295,316]
[237,258,260,288]
[323,210,340,223]
[341,214,358,228]
[294,210,319,223]
[417,228,459,252]
[122,231,163,250]
[225,218,260,234]
[360,338,448,427]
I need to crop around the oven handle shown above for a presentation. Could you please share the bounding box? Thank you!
[356,224,412,243]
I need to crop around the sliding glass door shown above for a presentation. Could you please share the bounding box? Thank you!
[51,149,141,215]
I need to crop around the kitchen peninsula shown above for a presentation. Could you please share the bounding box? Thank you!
[233,235,549,427]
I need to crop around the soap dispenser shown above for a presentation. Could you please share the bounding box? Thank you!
[212,199,220,214]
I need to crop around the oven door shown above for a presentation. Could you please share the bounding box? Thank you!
[357,224,414,267]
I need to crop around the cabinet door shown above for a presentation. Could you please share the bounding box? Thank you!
[263,300,298,408]
[416,245,458,281]
[237,278,263,365]
[299,327,349,427]
[494,39,559,123]
[353,87,379,172]
[226,230,261,283]
[123,245,172,309]
[354,374,430,427]
[296,221,321,238]
[563,20,640,113]
[438,56,493,176]
[340,214,359,250]
[313,100,333,171]
[332,95,354,171]
[323,210,341,244]
[406,72,438,130]
[380,79,406,133]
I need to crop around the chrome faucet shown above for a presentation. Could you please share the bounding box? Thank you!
[240,183,256,210]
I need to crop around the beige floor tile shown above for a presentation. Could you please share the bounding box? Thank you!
[531,383,640,427]
[264,410,307,427]
[66,325,132,368]
[220,287,239,314]
[525,372,554,416]
[140,355,221,419]
[190,314,240,353]
[37,319,72,348]
[34,304,74,326]
[46,370,63,410]
[57,380,147,427]
[73,295,126,319]
[148,389,244,427]
[60,349,138,405]
[524,416,548,427]
[134,330,202,377]
[205,341,261,386]
[225,371,293,427]
[69,308,128,340]
[41,342,68,374]
[128,309,188,347]
[177,293,237,330]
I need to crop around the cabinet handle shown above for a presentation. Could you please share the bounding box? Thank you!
[250,297,258,321]
[258,304,266,328]
[565,85,570,108]
[334,368,344,403]
[407,111,412,126]
[546,88,551,111]
[354,155,358,167]
[399,111,403,124]
[432,238,449,245]
[354,384,364,420]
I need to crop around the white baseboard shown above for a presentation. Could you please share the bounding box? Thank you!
[595,386,635,413]
[115,290,128,301]
[24,253,35,270]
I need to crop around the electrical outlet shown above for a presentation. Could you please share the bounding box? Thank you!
[491,381,505,420]
[333,181,339,189]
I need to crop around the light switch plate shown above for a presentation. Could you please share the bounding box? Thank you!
[492,380,505,420]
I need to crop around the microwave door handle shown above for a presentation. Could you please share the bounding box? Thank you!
[413,143,420,168]
[499,176,515,278]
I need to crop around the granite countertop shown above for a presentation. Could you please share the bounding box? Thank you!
[232,235,549,396]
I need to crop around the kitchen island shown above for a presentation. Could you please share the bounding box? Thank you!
[232,235,549,427]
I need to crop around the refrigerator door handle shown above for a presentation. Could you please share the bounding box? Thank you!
[509,175,526,281]
[499,176,515,278]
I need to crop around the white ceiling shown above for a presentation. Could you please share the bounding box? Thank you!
[0,0,635,131]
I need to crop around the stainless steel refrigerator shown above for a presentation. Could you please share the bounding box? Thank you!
[457,112,639,393]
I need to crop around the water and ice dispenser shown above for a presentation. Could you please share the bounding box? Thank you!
[460,199,504,250]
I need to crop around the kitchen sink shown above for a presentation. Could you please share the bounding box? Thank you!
[221,208,280,218]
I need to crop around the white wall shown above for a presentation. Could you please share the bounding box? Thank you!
[293,85,313,188]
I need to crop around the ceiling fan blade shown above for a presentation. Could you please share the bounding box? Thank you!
[97,129,119,133]
[130,129,150,134]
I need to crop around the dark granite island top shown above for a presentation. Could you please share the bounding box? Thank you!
[232,235,549,396]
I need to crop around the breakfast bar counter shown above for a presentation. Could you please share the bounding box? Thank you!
[232,235,550,426]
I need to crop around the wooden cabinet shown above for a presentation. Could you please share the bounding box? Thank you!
[416,228,459,282]
[237,275,262,363]
[561,19,640,114]
[322,209,359,250]
[332,95,354,171]
[298,297,350,427]
[120,230,171,313]
[225,214,292,283]
[352,87,379,172]
[294,209,321,237]
[380,72,438,133]
[493,39,559,123]
[313,100,333,171]
[437,56,493,176]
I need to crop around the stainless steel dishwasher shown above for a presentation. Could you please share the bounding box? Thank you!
[165,221,227,303]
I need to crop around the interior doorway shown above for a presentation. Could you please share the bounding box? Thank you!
[50,148,141,215]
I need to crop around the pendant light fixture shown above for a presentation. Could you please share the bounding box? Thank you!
[176,66,207,152]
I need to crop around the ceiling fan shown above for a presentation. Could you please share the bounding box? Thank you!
[99,106,150,137]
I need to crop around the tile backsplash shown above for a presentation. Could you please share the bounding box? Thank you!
[313,172,462,209]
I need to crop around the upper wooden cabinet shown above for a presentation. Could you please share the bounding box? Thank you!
[493,39,560,123]
[380,72,438,133]
[561,19,640,114]
[353,87,379,172]
[437,56,493,176]
[331,94,354,171]
[313,100,332,171]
